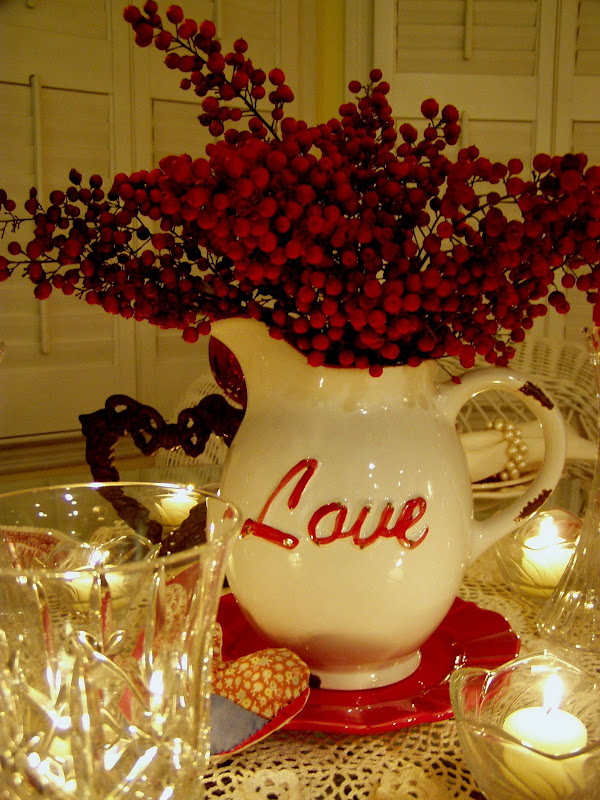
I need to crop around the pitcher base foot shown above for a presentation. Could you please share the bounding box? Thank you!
[313,650,422,691]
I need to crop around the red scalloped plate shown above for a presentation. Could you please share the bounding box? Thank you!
[217,593,520,735]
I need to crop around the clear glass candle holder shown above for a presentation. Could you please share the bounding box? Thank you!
[494,509,582,604]
[0,482,240,800]
[450,653,600,800]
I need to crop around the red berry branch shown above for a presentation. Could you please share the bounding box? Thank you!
[124,0,291,140]
[2,2,600,376]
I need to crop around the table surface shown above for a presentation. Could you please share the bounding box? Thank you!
[201,548,597,800]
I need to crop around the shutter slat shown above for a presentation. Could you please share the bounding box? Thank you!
[0,286,118,366]
[0,83,33,198]
[0,83,30,111]
[578,0,600,27]
[219,0,279,60]
[576,52,600,74]
[397,23,536,51]
[153,99,208,161]
[397,25,465,49]
[156,329,198,359]
[574,25,600,49]
[41,88,111,185]
[474,2,537,26]
[395,0,540,76]
[0,0,106,40]
[396,1,463,25]
[576,0,600,74]
[182,0,213,25]
[396,50,535,75]
[2,341,117,366]
[572,122,600,163]
[468,119,534,165]
[475,26,537,51]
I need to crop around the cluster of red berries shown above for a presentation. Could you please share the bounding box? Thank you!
[123,1,293,140]
[2,2,600,375]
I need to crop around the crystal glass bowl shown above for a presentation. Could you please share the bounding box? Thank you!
[0,482,240,799]
[450,653,600,800]
[494,509,581,603]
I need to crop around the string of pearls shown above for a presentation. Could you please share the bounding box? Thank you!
[485,418,529,480]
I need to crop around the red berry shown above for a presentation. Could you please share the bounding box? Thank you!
[178,19,198,39]
[441,104,459,122]
[166,5,184,23]
[532,153,551,173]
[207,52,225,73]
[268,68,285,86]
[420,98,439,119]
[560,170,581,192]
[123,6,142,24]
[155,30,173,49]
[134,22,154,46]
[199,20,216,38]
[34,280,52,300]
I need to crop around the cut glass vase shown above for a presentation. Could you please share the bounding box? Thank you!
[537,327,600,661]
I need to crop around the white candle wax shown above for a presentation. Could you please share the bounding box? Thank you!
[501,674,588,798]
[503,706,587,756]
[521,517,573,591]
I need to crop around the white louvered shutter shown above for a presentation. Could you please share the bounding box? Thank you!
[0,0,137,440]
[547,0,600,340]
[0,0,310,442]
[373,0,557,165]
[371,0,600,343]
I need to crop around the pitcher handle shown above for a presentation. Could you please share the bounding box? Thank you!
[438,368,567,561]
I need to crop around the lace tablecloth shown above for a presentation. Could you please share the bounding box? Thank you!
[201,551,554,799]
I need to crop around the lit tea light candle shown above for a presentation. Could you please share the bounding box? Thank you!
[65,563,128,610]
[502,673,588,797]
[521,516,574,590]
[504,704,586,755]
[158,486,198,526]
[49,531,158,611]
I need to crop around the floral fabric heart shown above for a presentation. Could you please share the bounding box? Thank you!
[212,622,310,718]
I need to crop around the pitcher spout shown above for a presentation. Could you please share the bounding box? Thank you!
[209,317,309,397]
[209,316,269,355]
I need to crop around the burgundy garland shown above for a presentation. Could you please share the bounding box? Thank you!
[79,392,243,482]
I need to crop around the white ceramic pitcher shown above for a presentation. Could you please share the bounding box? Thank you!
[211,318,566,690]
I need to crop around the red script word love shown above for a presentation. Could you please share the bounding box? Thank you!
[241,459,429,550]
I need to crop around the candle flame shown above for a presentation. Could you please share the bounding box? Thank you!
[543,672,564,712]
[173,487,194,501]
[524,515,566,551]
[89,547,110,568]
[537,516,562,545]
